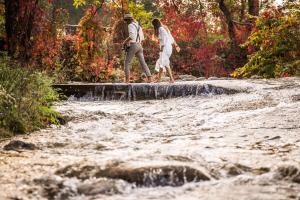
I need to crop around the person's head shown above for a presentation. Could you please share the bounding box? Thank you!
[152,18,162,37]
[124,13,134,24]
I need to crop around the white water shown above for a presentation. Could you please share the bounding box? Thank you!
[0,78,300,200]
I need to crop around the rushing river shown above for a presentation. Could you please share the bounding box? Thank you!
[1,78,300,200]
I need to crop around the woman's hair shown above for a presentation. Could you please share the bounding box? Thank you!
[124,18,134,24]
[152,18,162,37]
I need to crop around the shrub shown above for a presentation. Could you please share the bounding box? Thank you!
[0,56,60,138]
[233,3,300,78]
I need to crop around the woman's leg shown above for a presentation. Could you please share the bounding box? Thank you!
[166,66,175,83]
[157,68,163,82]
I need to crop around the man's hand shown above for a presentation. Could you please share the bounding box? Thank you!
[122,37,131,50]
[122,42,127,50]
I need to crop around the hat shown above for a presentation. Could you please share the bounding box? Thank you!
[124,13,133,20]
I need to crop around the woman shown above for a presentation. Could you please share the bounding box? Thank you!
[152,18,180,83]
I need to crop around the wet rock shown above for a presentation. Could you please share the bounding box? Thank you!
[32,175,130,199]
[251,75,262,79]
[34,175,69,200]
[77,179,128,195]
[56,165,96,180]
[274,165,300,183]
[224,164,270,177]
[208,77,219,80]
[161,77,171,82]
[3,140,37,151]
[178,75,197,81]
[56,164,210,187]
[267,136,281,141]
[53,82,241,101]
[57,116,67,125]
[195,77,206,81]
[46,142,68,149]
[94,143,107,151]
[291,94,300,102]
[226,164,244,176]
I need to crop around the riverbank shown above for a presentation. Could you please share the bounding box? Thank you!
[0,78,300,200]
[0,60,60,139]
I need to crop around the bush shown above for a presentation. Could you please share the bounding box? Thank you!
[233,3,300,78]
[0,56,60,138]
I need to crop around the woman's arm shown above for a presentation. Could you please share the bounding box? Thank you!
[174,41,181,52]
[163,25,180,52]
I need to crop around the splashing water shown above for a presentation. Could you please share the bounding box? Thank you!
[0,78,300,200]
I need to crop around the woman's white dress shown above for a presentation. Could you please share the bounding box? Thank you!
[155,26,175,72]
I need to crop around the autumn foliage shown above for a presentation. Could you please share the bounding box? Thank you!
[2,0,299,82]
[233,3,300,78]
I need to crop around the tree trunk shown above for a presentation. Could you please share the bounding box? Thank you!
[248,0,259,16]
[218,0,238,49]
[240,0,246,21]
[4,0,19,56]
[218,0,248,68]
[121,0,129,15]
[4,0,39,64]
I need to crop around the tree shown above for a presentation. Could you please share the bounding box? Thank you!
[218,0,238,49]
[5,0,21,58]
[4,0,42,64]
[233,3,300,78]
[248,0,259,16]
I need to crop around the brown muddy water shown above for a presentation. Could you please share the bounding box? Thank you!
[1,78,300,200]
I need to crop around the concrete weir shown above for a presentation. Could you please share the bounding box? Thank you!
[53,82,240,101]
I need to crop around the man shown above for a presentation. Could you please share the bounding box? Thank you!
[122,14,152,83]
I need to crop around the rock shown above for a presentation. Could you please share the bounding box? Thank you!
[57,116,67,125]
[56,164,210,187]
[250,75,262,79]
[274,165,300,183]
[291,94,300,102]
[267,136,281,141]
[33,175,129,198]
[208,77,219,80]
[218,77,235,80]
[34,175,66,200]
[178,75,197,81]
[160,77,170,82]
[3,140,37,151]
[53,82,241,101]
[195,77,206,81]
[226,164,244,176]
[224,163,269,177]
[77,179,126,195]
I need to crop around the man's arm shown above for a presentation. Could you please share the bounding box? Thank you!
[122,24,134,48]
[123,37,131,47]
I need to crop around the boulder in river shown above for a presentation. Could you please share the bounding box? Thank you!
[3,140,37,151]
[56,164,210,187]
[77,179,128,195]
[274,165,300,183]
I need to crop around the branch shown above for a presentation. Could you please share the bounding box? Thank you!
[218,0,238,48]
[91,0,105,17]
[232,20,253,26]
[171,0,180,14]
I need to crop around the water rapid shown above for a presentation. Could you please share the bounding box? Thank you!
[1,78,300,200]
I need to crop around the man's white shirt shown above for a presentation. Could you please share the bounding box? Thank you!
[128,22,144,43]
